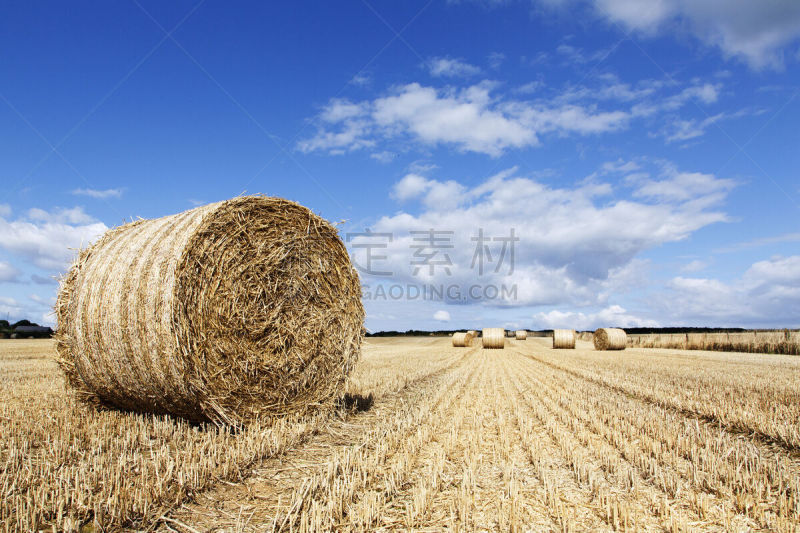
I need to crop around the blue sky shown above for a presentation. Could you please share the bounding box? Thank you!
[1,1,799,330]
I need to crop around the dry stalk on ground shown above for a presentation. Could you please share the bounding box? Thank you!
[3,336,800,531]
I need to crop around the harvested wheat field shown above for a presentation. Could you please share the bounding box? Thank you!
[3,337,800,532]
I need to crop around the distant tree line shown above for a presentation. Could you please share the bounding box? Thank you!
[621,327,753,335]
[0,319,54,339]
[366,329,551,337]
[367,327,792,338]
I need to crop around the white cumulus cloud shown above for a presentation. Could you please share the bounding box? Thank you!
[300,82,634,156]
[539,0,800,69]
[533,305,659,330]
[434,310,451,321]
[300,75,733,156]
[350,160,734,309]
[0,206,107,271]
[663,255,800,325]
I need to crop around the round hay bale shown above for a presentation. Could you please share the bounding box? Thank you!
[515,330,527,340]
[593,328,627,350]
[467,330,478,337]
[482,328,505,349]
[552,329,576,349]
[452,332,473,347]
[55,196,364,425]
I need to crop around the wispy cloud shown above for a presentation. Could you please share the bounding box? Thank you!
[715,232,800,253]
[662,107,763,144]
[71,187,123,199]
[487,52,505,69]
[350,72,371,86]
[0,261,20,283]
[425,57,481,77]
[555,43,613,65]
[681,259,708,273]
[370,151,396,163]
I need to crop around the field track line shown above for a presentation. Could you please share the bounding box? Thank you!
[156,345,478,531]
[509,345,799,530]
[495,353,615,531]
[515,345,800,456]
[503,350,675,532]
[507,348,762,531]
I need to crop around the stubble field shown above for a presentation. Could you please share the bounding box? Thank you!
[2,337,800,532]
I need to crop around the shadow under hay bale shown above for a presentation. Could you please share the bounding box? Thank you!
[593,328,627,350]
[338,392,374,413]
[552,329,576,349]
[56,196,364,426]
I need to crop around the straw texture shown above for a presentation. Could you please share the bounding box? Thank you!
[452,332,473,347]
[482,328,505,349]
[552,329,576,349]
[515,330,527,340]
[593,328,627,350]
[55,196,364,425]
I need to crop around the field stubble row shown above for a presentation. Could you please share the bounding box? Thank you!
[2,337,800,531]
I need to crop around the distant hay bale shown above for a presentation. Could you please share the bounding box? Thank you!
[593,328,627,350]
[552,329,576,349]
[467,330,478,337]
[55,196,364,426]
[515,330,527,340]
[482,328,505,349]
[452,332,473,347]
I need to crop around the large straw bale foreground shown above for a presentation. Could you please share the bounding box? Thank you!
[55,196,364,425]
[482,328,505,349]
[552,329,576,349]
[593,328,627,350]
